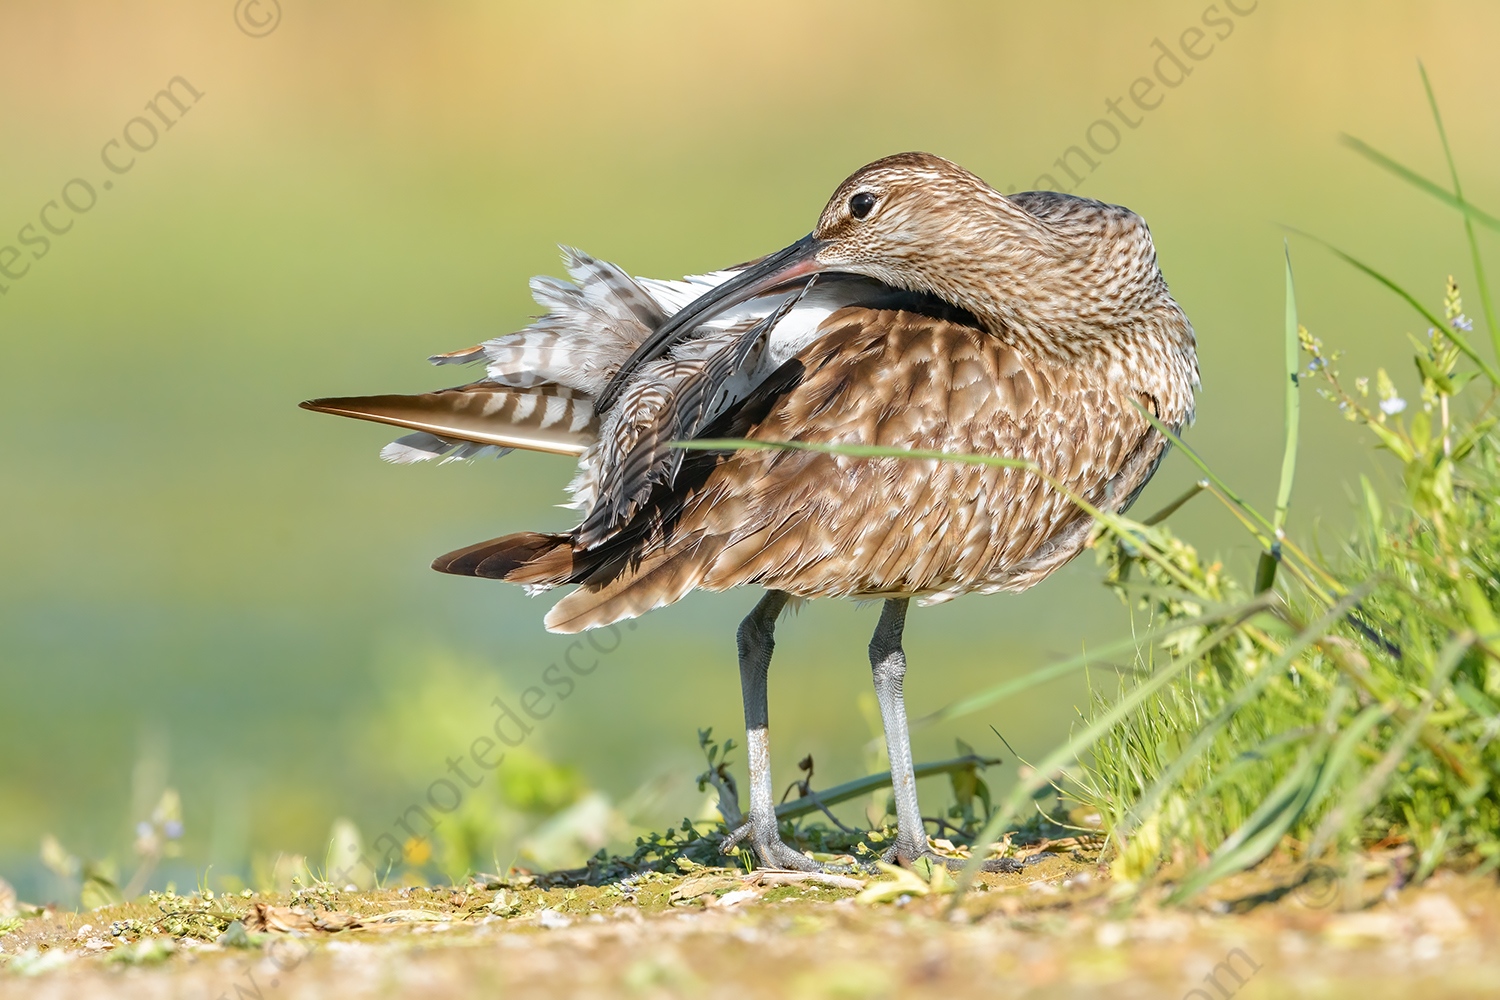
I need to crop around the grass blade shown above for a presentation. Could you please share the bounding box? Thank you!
[1308,633,1474,858]
[1120,585,1370,841]
[679,437,1224,600]
[948,607,1268,901]
[1130,404,1275,535]
[774,754,1000,822]
[678,438,1038,471]
[912,600,1268,731]
[1339,133,1500,233]
[1419,61,1500,359]
[1256,245,1302,593]
[1167,689,1375,903]
[1141,480,1207,525]
[1284,226,1500,385]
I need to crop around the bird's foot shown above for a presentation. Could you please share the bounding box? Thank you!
[720,822,860,873]
[881,839,1048,874]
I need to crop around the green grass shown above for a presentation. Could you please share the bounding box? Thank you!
[1057,67,1500,901]
[965,68,1500,902]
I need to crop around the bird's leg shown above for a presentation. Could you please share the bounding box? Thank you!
[731,589,822,872]
[868,598,1024,873]
[868,598,928,864]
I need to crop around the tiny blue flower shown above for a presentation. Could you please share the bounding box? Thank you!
[1379,396,1407,416]
[164,820,184,840]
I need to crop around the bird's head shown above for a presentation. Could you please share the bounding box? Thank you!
[593,152,1160,410]
[646,153,1071,341]
[804,152,1066,327]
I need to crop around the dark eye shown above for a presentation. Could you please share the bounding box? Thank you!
[849,192,877,219]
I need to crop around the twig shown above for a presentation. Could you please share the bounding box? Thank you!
[773,755,1000,823]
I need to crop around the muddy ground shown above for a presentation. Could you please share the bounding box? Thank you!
[2,854,1498,999]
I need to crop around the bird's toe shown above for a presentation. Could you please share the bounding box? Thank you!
[883,840,1048,874]
[745,836,860,874]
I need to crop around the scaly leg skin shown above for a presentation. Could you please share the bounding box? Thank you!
[730,590,840,872]
[869,598,1024,874]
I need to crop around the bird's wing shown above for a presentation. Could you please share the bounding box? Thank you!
[576,290,811,546]
[306,245,849,521]
[300,382,597,459]
[542,307,1172,631]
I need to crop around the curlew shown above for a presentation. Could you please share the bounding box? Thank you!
[302,152,1199,872]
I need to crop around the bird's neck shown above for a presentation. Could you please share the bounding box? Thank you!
[930,207,1185,363]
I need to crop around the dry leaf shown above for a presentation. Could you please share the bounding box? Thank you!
[356,908,447,925]
[855,862,949,905]
[313,910,359,932]
[707,889,761,908]
[243,903,359,934]
[243,904,317,934]
[670,874,738,902]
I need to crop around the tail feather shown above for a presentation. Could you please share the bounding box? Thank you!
[543,540,726,633]
[428,344,486,365]
[301,382,596,458]
[432,531,578,585]
[379,431,511,465]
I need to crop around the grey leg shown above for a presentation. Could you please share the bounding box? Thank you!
[734,589,818,871]
[868,598,929,862]
[869,598,1024,872]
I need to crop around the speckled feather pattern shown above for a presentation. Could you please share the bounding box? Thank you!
[542,306,1192,631]
[304,152,1200,635]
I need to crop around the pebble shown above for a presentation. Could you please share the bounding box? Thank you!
[536,908,572,930]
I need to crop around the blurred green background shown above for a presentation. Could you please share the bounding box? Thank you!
[3,0,1498,902]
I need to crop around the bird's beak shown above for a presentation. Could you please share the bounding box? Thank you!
[683,232,827,320]
[594,233,827,409]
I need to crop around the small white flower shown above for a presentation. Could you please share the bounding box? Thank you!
[1375,368,1405,416]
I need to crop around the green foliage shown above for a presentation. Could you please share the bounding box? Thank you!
[142,888,238,940]
[1070,266,1500,902]
[943,71,1500,901]
[497,750,589,816]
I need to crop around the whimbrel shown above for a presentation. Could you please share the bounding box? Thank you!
[303,152,1199,872]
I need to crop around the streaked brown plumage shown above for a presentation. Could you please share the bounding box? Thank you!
[302,152,1199,872]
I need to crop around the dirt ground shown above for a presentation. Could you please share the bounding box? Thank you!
[3,854,1498,999]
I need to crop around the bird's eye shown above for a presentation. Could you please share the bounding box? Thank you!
[849,192,877,220]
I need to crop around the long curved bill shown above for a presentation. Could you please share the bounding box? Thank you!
[594,233,826,411]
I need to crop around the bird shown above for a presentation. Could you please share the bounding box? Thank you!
[301,151,1199,873]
